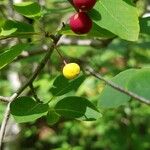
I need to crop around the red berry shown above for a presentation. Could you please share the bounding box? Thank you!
[73,0,96,11]
[69,12,92,34]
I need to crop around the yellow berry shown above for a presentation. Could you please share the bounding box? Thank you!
[63,63,80,79]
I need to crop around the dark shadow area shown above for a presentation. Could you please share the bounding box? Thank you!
[88,9,101,21]
[123,0,136,6]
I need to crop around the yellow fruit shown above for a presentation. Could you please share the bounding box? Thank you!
[63,63,80,79]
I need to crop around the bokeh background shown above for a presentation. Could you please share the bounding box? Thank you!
[0,0,150,149]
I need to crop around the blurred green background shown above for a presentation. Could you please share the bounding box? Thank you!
[0,0,150,149]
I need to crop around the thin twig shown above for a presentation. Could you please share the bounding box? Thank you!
[0,96,10,103]
[0,93,17,148]
[8,0,14,18]
[67,0,78,12]
[29,83,41,103]
[86,67,150,105]
[0,34,62,148]
[15,49,47,61]
[15,38,113,61]
[55,46,67,65]
[0,104,10,149]
[16,44,55,95]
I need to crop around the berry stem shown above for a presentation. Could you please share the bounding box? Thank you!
[67,0,79,12]
[55,46,67,65]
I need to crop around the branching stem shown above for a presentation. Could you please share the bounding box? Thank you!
[86,67,150,106]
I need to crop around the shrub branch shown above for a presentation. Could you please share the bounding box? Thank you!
[86,67,150,105]
[0,34,62,148]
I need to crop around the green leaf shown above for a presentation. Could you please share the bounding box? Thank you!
[55,96,99,119]
[78,107,102,121]
[10,96,49,123]
[0,43,30,70]
[13,2,42,18]
[50,75,85,96]
[139,17,150,35]
[1,28,17,36]
[89,23,115,38]
[98,69,138,108]
[127,68,150,100]
[47,109,60,125]
[59,23,115,38]
[0,20,34,37]
[89,0,139,41]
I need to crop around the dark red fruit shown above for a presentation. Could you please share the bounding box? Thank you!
[69,12,92,34]
[73,0,96,11]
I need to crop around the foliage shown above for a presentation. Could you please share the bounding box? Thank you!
[0,0,150,149]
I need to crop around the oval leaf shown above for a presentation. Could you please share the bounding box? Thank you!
[10,96,49,123]
[0,43,30,70]
[78,107,102,121]
[47,109,60,125]
[55,96,99,119]
[0,20,34,37]
[50,75,85,96]
[127,68,150,100]
[89,0,139,41]
[98,69,138,108]
[13,2,42,18]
